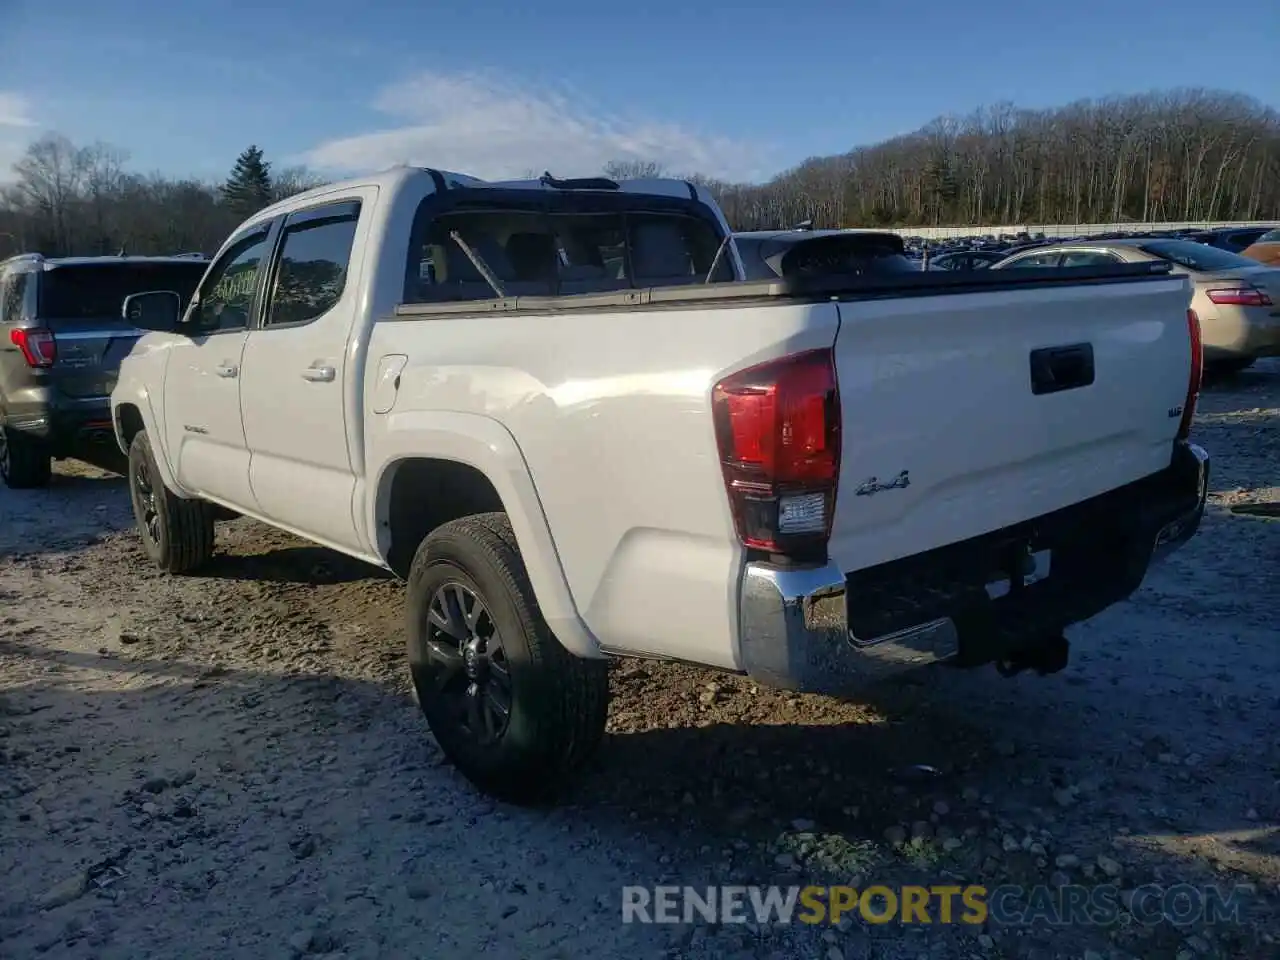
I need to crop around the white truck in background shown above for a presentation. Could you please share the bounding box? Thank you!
[111,166,1210,804]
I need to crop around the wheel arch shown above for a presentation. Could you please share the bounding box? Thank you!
[368,411,603,659]
[112,392,182,494]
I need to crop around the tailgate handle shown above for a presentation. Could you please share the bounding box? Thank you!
[1029,343,1094,395]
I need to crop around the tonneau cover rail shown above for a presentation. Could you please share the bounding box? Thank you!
[393,260,1178,319]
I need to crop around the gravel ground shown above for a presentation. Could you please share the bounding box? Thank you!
[1,362,1278,960]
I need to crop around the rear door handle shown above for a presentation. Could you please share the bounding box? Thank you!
[215,363,238,378]
[1029,343,1094,395]
[301,365,336,382]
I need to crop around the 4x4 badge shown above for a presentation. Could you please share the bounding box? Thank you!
[854,470,910,497]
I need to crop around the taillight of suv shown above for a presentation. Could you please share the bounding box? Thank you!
[10,327,56,367]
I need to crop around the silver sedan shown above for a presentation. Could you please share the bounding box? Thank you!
[991,239,1280,374]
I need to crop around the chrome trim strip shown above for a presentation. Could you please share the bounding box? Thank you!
[50,328,145,341]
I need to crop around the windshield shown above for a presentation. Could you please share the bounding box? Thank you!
[1257,229,1280,243]
[1135,240,1262,273]
[39,262,207,320]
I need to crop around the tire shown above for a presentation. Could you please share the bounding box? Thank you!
[0,423,52,489]
[127,431,215,574]
[406,512,610,805]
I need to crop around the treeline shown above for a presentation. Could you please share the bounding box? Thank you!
[690,89,1280,230]
[0,139,326,258]
[3,88,1278,259]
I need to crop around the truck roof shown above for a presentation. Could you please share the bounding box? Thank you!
[1,253,208,271]
[245,165,717,230]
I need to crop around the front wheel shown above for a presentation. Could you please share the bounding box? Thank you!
[127,431,215,574]
[406,512,610,805]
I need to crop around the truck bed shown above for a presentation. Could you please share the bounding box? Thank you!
[379,258,1194,670]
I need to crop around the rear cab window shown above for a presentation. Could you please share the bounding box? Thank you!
[37,261,208,324]
[404,189,734,304]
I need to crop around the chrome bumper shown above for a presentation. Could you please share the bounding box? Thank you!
[1150,441,1209,563]
[737,442,1210,696]
[738,562,960,695]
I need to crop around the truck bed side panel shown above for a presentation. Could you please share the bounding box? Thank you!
[366,302,841,669]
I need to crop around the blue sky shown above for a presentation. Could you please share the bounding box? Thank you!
[1,0,1277,185]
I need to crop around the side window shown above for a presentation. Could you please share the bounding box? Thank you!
[1,271,29,323]
[1060,250,1120,267]
[190,228,272,333]
[1007,252,1061,268]
[266,205,360,327]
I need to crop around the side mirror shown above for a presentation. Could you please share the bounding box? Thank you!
[123,291,183,332]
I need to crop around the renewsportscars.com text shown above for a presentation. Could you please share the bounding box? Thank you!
[621,884,1248,928]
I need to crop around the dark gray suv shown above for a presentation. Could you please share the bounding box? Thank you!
[1,253,209,488]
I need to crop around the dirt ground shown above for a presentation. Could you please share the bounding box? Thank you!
[1,363,1278,960]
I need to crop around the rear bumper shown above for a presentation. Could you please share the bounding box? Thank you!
[737,441,1210,696]
[1,395,115,455]
[1202,309,1280,360]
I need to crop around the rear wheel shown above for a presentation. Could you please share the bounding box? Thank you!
[406,512,610,805]
[127,431,215,573]
[0,424,52,489]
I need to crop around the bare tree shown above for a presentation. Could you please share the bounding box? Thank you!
[603,160,668,180]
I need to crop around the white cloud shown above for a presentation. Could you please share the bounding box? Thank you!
[0,91,38,182]
[302,70,775,183]
[0,91,35,129]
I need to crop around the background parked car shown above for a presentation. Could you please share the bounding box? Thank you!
[925,250,1008,271]
[1239,228,1280,267]
[0,253,209,488]
[990,239,1280,375]
[1183,226,1275,254]
[733,229,919,279]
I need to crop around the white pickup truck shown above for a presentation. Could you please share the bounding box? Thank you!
[111,167,1210,803]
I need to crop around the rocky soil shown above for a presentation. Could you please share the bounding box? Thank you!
[1,362,1278,960]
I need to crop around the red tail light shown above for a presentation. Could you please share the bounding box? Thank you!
[712,348,841,557]
[1205,286,1271,307]
[10,327,56,368]
[1178,308,1202,442]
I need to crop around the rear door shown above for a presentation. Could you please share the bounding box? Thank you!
[36,261,207,402]
[239,192,371,554]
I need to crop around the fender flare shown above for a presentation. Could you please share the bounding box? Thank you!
[368,410,604,659]
[111,389,184,496]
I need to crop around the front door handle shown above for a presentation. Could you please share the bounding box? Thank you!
[301,365,336,382]
[215,363,239,378]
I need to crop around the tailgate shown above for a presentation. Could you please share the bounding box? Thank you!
[825,274,1194,573]
[48,317,143,399]
[37,260,207,400]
